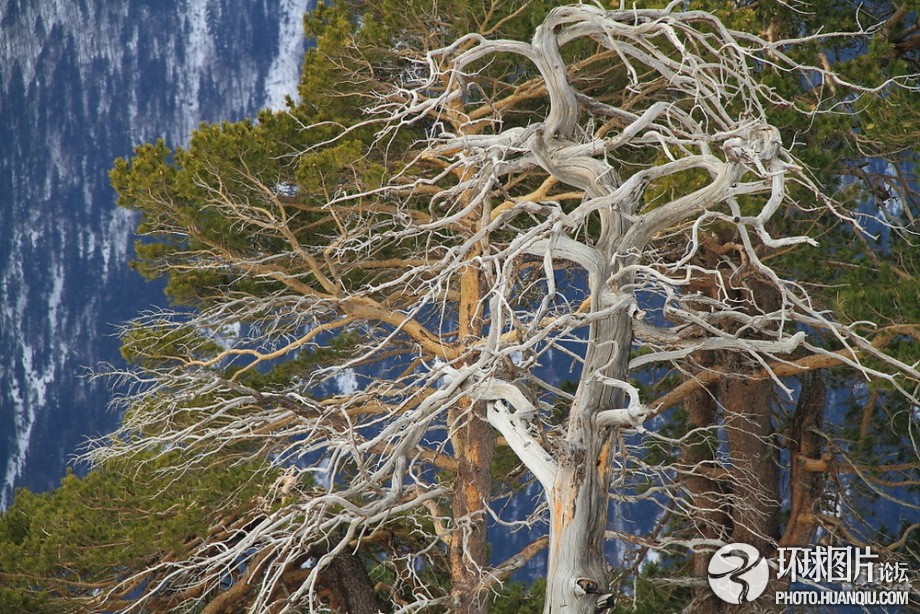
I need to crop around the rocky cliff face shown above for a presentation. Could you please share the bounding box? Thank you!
[0,0,311,506]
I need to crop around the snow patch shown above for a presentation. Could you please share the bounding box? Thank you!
[101,208,138,279]
[0,0,316,508]
[176,0,214,140]
[47,259,65,334]
[264,0,313,110]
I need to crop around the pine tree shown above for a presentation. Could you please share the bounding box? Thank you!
[2,2,917,613]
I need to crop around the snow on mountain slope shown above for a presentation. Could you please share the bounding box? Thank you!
[0,0,311,507]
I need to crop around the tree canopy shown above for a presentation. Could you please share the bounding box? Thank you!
[2,1,918,613]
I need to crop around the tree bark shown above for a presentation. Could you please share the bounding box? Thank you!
[780,371,825,547]
[722,365,779,554]
[318,552,384,614]
[682,381,731,614]
[720,365,782,614]
[544,308,630,613]
[449,257,495,614]
[449,402,495,614]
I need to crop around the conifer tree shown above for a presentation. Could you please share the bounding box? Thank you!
[2,2,917,613]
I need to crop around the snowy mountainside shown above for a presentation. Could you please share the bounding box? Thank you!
[0,0,312,507]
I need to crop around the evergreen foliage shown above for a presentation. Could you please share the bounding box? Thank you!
[0,456,271,613]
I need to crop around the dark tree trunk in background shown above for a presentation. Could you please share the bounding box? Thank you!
[682,380,732,613]
[319,552,385,614]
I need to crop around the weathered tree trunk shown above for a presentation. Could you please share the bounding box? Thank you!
[545,453,610,613]
[544,308,630,613]
[526,12,637,606]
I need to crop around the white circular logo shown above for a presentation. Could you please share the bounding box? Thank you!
[708,543,769,604]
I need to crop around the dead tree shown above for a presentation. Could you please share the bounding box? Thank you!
[93,4,919,613]
[402,5,918,611]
